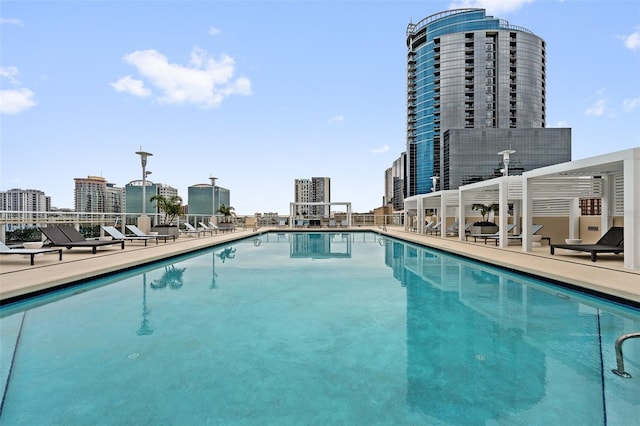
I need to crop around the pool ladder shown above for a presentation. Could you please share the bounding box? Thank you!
[611,332,640,378]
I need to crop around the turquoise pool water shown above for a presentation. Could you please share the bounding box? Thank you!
[1,232,638,425]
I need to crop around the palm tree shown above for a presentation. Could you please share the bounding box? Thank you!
[217,204,236,223]
[471,203,499,225]
[150,194,183,225]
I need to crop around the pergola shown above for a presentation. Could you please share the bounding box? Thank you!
[404,147,639,269]
[288,202,352,228]
[404,190,459,234]
[522,148,639,269]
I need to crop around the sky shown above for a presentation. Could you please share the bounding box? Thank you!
[1,0,639,214]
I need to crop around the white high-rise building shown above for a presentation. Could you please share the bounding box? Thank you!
[1,188,51,212]
[294,177,331,218]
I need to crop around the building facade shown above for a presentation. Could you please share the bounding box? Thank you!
[74,176,123,213]
[442,128,571,188]
[406,8,564,196]
[294,177,331,217]
[1,188,51,212]
[125,181,178,216]
[187,183,231,216]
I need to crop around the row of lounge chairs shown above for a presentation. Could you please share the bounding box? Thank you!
[1,222,234,265]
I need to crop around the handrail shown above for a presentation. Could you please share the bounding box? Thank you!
[611,332,640,378]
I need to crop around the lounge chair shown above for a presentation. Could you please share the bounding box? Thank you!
[328,220,337,228]
[426,222,442,235]
[442,221,459,236]
[485,224,544,246]
[550,227,624,262]
[467,223,516,244]
[102,226,155,246]
[209,222,228,233]
[0,241,63,265]
[181,222,205,237]
[423,221,436,234]
[125,225,176,243]
[41,225,124,254]
[199,222,219,235]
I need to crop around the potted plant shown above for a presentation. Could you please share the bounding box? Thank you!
[470,203,499,234]
[150,194,183,238]
[216,204,236,231]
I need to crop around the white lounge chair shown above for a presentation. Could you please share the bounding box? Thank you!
[125,225,176,242]
[102,226,155,246]
[199,222,218,235]
[468,223,516,244]
[0,241,63,265]
[181,222,205,237]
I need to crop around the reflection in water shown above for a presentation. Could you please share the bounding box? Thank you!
[289,233,352,259]
[136,273,153,336]
[151,264,186,290]
[217,247,236,263]
[382,239,631,424]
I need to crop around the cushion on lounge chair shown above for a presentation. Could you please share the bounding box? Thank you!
[0,241,63,265]
[40,225,125,254]
[550,226,624,262]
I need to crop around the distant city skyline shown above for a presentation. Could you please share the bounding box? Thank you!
[1,1,639,213]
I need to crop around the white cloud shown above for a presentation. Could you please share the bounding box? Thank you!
[448,0,533,15]
[618,29,640,51]
[585,99,606,116]
[0,18,24,26]
[327,115,344,124]
[552,121,569,128]
[370,144,390,154]
[622,98,640,112]
[0,66,20,84]
[113,47,251,108]
[0,66,36,114]
[111,75,151,97]
[0,88,37,114]
[208,26,221,36]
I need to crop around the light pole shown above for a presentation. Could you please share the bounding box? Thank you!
[209,176,217,223]
[135,149,153,214]
[498,149,516,176]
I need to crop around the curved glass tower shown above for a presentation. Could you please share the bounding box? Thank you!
[406,9,546,195]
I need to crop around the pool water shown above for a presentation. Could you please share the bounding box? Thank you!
[1,232,638,425]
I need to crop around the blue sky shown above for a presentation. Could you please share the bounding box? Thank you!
[1,0,639,214]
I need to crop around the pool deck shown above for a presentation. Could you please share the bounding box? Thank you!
[1,226,638,305]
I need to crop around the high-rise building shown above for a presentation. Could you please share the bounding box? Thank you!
[405,8,570,196]
[1,188,51,212]
[125,181,178,215]
[74,176,123,213]
[187,183,231,216]
[294,177,331,217]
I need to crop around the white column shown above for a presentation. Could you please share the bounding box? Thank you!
[289,203,294,228]
[522,176,533,252]
[624,152,639,269]
[600,175,612,233]
[498,179,509,248]
[458,189,466,241]
[417,197,424,234]
[569,198,580,239]
[439,194,446,239]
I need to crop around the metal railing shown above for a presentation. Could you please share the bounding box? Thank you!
[1,210,406,242]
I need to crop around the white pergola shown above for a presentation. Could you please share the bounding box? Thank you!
[404,190,459,235]
[458,175,524,247]
[404,147,639,269]
[522,148,639,269]
[288,202,352,227]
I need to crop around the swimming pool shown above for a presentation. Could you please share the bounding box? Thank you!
[1,232,638,424]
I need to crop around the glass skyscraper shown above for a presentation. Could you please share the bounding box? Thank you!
[406,9,556,196]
